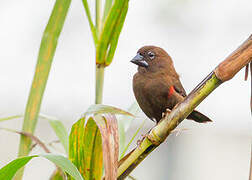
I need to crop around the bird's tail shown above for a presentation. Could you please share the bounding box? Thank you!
[187,110,212,123]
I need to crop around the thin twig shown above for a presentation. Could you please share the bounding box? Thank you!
[0,127,50,153]
[245,64,249,81]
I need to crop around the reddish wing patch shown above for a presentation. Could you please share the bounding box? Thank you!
[168,85,175,98]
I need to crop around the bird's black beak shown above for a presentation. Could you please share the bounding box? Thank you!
[130,53,148,68]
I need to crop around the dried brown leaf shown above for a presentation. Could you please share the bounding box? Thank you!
[94,114,119,180]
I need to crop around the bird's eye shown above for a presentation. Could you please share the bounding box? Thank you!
[148,51,155,59]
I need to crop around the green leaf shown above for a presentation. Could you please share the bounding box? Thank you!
[69,117,86,174]
[50,168,65,180]
[117,102,141,156]
[83,118,102,179]
[0,156,34,180]
[120,120,146,158]
[118,102,141,132]
[42,154,83,180]
[105,1,128,65]
[81,0,98,45]
[96,0,129,65]
[102,0,113,22]
[17,0,72,178]
[69,117,103,179]
[0,115,22,122]
[84,104,134,117]
[0,154,83,180]
[40,114,69,154]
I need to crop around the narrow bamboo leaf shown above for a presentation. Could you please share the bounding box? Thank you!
[0,115,22,122]
[50,168,66,180]
[95,0,102,34]
[118,122,126,158]
[83,118,102,179]
[93,114,119,180]
[120,120,146,158]
[118,102,141,132]
[49,121,69,154]
[102,0,113,22]
[117,102,141,156]
[69,117,86,175]
[81,0,98,45]
[105,2,128,65]
[96,0,128,64]
[69,117,103,179]
[0,154,83,180]
[84,104,134,117]
[17,2,72,179]
[41,154,83,180]
[0,156,34,180]
[40,114,69,154]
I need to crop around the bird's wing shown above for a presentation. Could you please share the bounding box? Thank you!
[173,78,187,97]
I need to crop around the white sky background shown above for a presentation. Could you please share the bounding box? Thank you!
[0,0,251,179]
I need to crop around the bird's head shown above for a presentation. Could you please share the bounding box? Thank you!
[131,46,173,73]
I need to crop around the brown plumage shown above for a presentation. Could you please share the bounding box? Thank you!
[131,46,212,123]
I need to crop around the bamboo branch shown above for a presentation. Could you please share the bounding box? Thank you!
[117,35,252,179]
[95,65,105,104]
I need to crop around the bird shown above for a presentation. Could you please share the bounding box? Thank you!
[131,45,212,123]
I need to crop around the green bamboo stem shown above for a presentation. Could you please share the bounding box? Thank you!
[95,65,105,104]
[94,0,104,105]
[117,35,252,179]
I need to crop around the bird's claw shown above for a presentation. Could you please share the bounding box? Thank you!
[162,109,171,118]
[166,108,171,113]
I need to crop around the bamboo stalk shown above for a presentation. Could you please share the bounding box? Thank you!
[95,65,105,104]
[117,35,252,179]
[94,0,104,105]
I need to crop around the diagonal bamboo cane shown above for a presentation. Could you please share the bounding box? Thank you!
[117,35,252,179]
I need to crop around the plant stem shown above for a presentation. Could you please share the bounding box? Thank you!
[95,65,105,104]
[94,0,104,105]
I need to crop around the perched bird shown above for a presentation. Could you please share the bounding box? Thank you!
[131,46,212,123]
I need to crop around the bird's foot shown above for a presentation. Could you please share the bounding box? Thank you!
[162,109,171,118]
[171,128,188,136]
